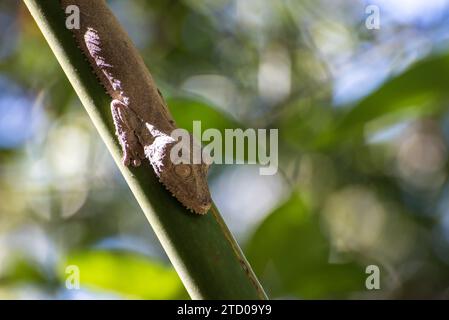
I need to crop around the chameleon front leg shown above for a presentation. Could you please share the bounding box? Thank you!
[111,99,146,167]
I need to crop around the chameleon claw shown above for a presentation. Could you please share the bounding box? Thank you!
[122,149,142,167]
[122,154,131,167]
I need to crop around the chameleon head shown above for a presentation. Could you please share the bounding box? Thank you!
[164,162,212,214]
[146,134,212,215]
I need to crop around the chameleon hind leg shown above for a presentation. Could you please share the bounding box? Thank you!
[111,99,145,167]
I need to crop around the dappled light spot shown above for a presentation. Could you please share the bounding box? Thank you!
[396,121,448,190]
[323,186,386,253]
[211,166,288,238]
[258,46,291,105]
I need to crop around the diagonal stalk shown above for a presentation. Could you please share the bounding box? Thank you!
[23,0,267,300]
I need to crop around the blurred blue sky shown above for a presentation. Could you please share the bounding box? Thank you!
[0,77,42,148]
[334,0,449,106]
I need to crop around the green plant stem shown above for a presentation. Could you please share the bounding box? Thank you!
[23,0,267,300]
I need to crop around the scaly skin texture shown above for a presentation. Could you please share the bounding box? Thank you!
[60,0,211,214]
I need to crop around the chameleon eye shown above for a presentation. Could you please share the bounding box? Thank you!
[175,164,192,178]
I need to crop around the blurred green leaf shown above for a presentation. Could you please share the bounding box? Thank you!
[342,55,449,126]
[167,95,240,132]
[314,54,449,148]
[0,258,50,286]
[167,95,262,164]
[60,250,186,299]
[246,193,365,299]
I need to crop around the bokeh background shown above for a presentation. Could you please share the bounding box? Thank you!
[1,0,449,299]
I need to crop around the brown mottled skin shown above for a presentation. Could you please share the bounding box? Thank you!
[60,0,211,214]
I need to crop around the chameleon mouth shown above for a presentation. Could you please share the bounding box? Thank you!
[194,201,212,215]
[159,178,211,215]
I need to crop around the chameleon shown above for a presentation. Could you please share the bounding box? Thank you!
[60,0,212,214]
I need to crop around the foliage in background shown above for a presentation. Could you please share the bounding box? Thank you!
[1,0,449,298]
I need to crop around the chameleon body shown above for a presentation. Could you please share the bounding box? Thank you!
[60,0,212,214]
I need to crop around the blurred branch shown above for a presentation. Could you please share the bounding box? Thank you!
[23,0,266,300]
